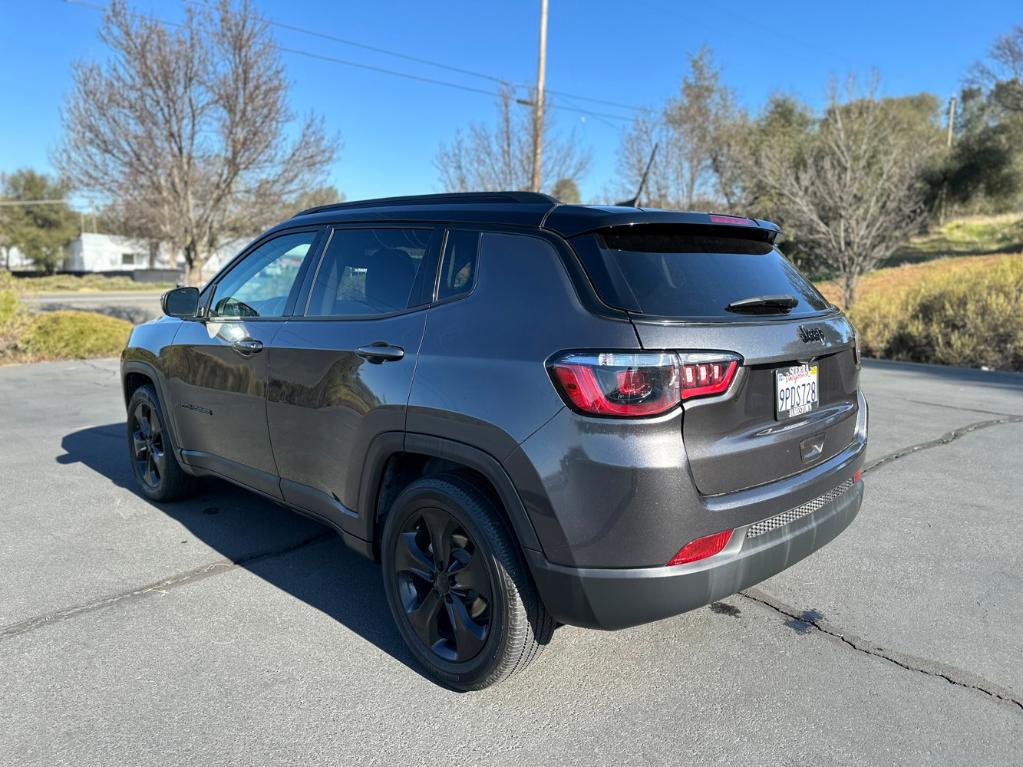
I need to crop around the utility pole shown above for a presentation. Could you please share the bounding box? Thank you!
[946,96,957,148]
[530,0,548,193]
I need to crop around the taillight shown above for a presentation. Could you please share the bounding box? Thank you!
[678,356,739,400]
[667,529,733,566]
[547,351,740,417]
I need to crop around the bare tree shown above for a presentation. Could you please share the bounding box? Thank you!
[435,86,590,194]
[970,24,1023,113]
[57,0,338,284]
[616,47,739,209]
[749,80,934,307]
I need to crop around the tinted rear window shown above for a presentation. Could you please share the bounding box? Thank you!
[573,227,831,321]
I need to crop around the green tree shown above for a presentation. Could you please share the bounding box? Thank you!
[932,26,1023,215]
[970,24,1023,114]
[617,47,739,208]
[925,87,1023,216]
[551,178,580,203]
[0,170,78,273]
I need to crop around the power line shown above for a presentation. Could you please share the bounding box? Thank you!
[65,0,635,124]
[275,46,498,99]
[277,46,632,122]
[180,0,644,113]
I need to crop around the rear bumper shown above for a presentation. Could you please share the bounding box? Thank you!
[527,479,863,630]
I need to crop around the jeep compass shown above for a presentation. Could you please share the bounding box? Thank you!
[121,192,867,690]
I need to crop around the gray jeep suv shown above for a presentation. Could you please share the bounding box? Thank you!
[122,192,867,689]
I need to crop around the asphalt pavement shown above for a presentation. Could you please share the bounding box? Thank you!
[0,357,1021,765]
[20,291,164,324]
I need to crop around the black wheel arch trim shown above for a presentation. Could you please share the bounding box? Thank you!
[120,360,188,467]
[354,431,544,558]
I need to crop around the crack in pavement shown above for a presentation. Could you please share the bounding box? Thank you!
[0,531,334,641]
[739,587,1023,713]
[736,413,1023,713]
[898,396,1020,418]
[864,415,1023,474]
[5,409,1022,714]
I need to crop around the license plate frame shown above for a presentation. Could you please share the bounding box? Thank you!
[775,363,819,420]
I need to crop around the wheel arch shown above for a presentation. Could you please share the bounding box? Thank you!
[355,432,543,561]
[121,360,186,457]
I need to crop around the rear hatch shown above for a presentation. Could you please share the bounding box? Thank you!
[570,223,860,496]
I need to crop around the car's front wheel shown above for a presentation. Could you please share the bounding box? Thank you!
[381,475,554,690]
[126,384,197,502]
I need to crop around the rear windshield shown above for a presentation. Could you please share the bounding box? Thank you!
[573,227,832,321]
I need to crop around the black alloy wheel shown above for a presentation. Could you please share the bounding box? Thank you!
[129,400,167,491]
[125,384,197,502]
[381,475,555,690]
[394,507,494,663]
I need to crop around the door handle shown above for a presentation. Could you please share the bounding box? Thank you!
[356,342,405,363]
[232,338,264,355]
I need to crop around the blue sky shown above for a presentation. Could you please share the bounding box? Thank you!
[1,0,1019,204]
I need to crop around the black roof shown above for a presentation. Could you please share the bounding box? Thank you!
[286,191,780,241]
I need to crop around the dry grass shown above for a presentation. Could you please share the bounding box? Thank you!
[815,253,1014,307]
[820,253,1023,372]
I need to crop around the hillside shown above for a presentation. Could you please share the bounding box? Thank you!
[887,213,1023,266]
[815,252,1018,307]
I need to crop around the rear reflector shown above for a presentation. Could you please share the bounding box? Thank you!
[853,469,863,483]
[667,529,733,566]
[548,351,740,418]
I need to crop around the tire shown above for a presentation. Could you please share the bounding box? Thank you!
[381,474,555,690]
[126,384,198,502]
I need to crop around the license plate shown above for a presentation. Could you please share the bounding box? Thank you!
[775,364,819,419]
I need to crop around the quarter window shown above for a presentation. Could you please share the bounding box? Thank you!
[306,228,431,317]
[209,231,317,319]
[437,230,479,301]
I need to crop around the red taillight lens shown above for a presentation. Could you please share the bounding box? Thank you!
[667,529,733,566]
[551,353,680,417]
[548,352,740,417]
[679,358,738,400]
[853,469,863,483]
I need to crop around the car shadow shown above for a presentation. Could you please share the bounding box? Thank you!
[58,422,427,681]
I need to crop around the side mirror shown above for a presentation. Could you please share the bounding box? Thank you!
[161,287,200,318]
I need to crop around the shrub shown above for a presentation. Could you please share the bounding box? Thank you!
[22,311,133,361]
[849,255,1023,371]
[0,274,30,361]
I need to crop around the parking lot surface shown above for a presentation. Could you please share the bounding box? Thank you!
[1,357,1021,765]
[20,291,163,324]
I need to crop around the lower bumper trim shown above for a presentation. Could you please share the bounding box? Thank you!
[526,481,863,630]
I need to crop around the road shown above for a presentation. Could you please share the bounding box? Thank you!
[0,358,1021,765]
[20,291,164,324]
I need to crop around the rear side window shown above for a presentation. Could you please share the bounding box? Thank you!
[306,228,431,317]
[573,227,831,321]
[438,230,479,301]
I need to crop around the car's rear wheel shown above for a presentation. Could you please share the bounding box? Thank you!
[381,475,554,690]
[126,384,197,502]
